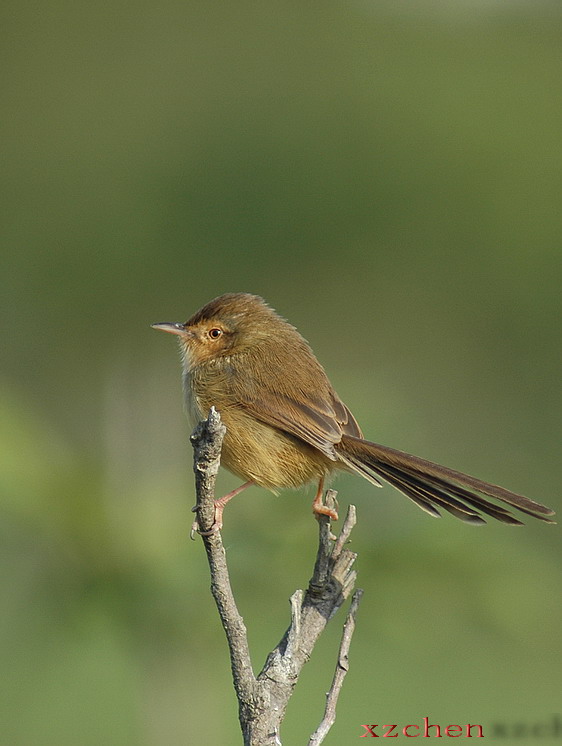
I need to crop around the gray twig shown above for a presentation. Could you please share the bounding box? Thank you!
[190,408,364,745]
[190,407,256,711]
[308,589,364,745]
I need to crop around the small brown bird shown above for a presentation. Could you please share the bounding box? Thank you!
[153,293,555,530]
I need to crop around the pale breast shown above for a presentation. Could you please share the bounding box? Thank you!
[182,362,335,490]
[182,369,205,430]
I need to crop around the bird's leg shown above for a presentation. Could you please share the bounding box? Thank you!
[311,476,339,521]
[191,481,254,538]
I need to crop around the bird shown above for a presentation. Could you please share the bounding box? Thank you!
[152,292,555,531]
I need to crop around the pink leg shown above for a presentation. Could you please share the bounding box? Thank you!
[311,476,338,521]
[191,481,254,537]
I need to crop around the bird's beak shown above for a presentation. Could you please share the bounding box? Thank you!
[151,322,193,338]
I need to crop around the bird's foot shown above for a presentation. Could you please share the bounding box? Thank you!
[190,507,224,539]
[189,481,254,539]
[312,485,339,522]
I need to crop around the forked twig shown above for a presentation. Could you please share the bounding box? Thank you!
[191,408,364,745]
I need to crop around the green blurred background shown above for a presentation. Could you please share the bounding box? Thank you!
[2,1,561,744]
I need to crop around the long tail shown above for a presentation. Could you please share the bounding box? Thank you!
[337,435,555,525]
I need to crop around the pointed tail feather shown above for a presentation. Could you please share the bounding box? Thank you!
[338,435,555,525]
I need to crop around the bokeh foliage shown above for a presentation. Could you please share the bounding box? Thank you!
[1,2,561,744]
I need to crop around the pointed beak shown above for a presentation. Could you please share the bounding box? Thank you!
[151,322,192,338]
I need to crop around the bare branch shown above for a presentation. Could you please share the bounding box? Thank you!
[190,407,257,712]
[190,409,363,745]
[308,589,364,745]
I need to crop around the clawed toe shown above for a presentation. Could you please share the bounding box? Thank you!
[190,516,223,539]
[189,481,253,539]
[312,504,339,522]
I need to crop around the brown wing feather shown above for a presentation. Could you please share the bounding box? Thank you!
[230,345,359,460]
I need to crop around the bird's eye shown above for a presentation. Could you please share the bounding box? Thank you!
[208,328,222,339]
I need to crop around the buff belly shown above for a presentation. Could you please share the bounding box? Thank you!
[182,374,332,490]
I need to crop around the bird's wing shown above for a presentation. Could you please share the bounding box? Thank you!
[230,349,362,461]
